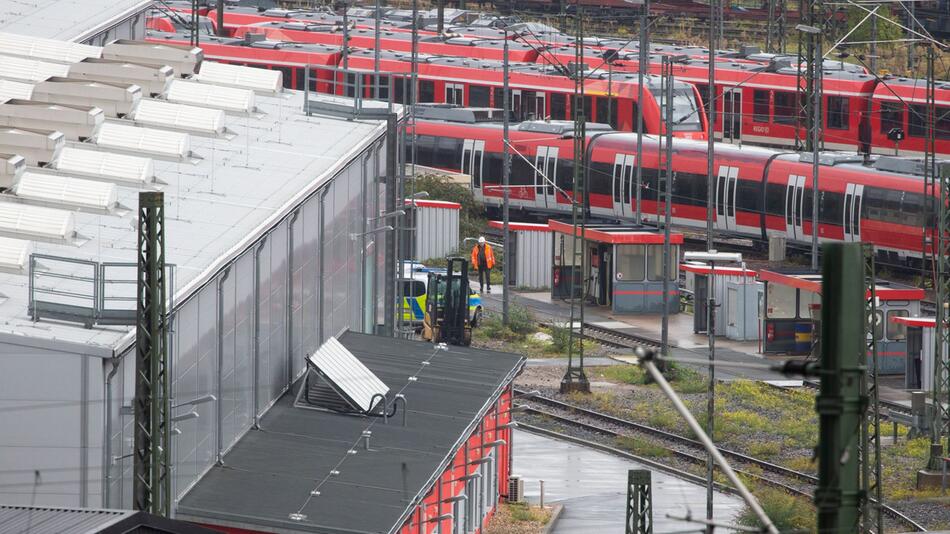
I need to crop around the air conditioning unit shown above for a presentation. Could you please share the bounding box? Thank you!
[507,475,524,503]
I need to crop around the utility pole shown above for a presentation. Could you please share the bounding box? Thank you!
[926,43,950,475]
[797,14,822,271]
[561,4,590,395]
[190,0,200,46]
[342,2,350,76]
[661,57,673,362]
[216,0,224,37]
[815,242,866,533]
[635,0,648,225]
[374,0,381,99]
[502,31,511,325]
[437,0,445,33]
[133,191,170,517]
[860,244,883,534]
[704,2,717,527]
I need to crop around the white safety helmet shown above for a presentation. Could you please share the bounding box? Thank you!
[478,236,486,244]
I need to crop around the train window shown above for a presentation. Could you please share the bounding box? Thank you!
[551,93,567,120]
[819,191,843,225]
[584,96,593,121]
[765,183,785,216]
[671,172,702,207]
[694,83,710,120]
[615,245,646,281]
[940,107,950,140]
[909,105,927,137]
[413,135,436,167]
[558,159,574,192]
[589,161,613,197]
[470,85,490,107]
[612,162,622,202]
[767,283,797,319]
[753,90,770,123]
[609,99,619,129]
[293,67,305,90]
[394,77,407,104]
[641,168,659,201]
[885,189,904,223]
[873,310,885,341]
[887,309,910,341]
[418,80,435,103]
[774,91,798,125]
[652,88,703,131]
[864,187,903,224]
[483,152,502,185]
[596,98,610,125]
[880,102,904,134]
[433,137,462,168]
[826,96,849,130]
[511,154,533,186]
[900,192,926,228]
[630,102,640,131]
[275,67,293,90]
[736,180,760,214]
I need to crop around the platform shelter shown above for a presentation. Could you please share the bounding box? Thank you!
[681,263,762,341]
[891,316,935,390]
[760,269,924,373]
[549,220,682,314]
[488,220,552,289]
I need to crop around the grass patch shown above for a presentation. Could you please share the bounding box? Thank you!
[478,304,537,342]
[508,503,549,523]
[614,435,670,458]
[667,365,708,394]
[598,365,648,385]
[746,440,782,460]
[738,487,816,533]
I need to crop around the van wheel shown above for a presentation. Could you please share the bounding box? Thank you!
[472,308,482,328]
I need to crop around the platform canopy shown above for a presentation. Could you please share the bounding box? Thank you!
[758,269,925,301]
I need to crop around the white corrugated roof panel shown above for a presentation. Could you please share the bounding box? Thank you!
[0,79,35,103]
[0,54,70,82]
[13,171,118,212]
[0,32,101,63]
[94,122,190,160]
[131,100,225,136]
[52,147,154,187]
[196,61,282,94]
[0,235,31,273]
[0,201,74,243]
[166,80,255,114]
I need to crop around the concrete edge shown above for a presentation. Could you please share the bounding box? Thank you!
[541,503,564,534]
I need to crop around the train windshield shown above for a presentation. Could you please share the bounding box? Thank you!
[651,87,703,132]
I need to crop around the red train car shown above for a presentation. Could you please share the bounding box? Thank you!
[868,76,950,158]
[412,110,937,264]
[230,22,542,62]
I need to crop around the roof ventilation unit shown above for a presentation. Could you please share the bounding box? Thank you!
[0,32,101,63]
[51,147,156,188]
[129,100,228,138]
[0,201,78,244]
[0,100,103,141]
[195,61,282,94]
[0,128,64,166]
[11,171,122,214]
[0,153,25,189]
[0,79,35,104]
[0,235,32,274]
[68,58,174,97]
[0,54,70,82]
[94,122,193,162]
[101,40,203,77]
[165,80,256,114]
[296,336,392,415]
[31,78,141,118]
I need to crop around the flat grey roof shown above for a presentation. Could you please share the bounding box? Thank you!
[0,504,221,533]
[177,331,524,534]
[0,0,153,42]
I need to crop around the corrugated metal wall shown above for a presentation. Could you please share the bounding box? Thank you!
[0,137,386,509]
[415,207,459,261]
[515,230,552,289]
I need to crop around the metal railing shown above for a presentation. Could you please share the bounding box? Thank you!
[28,253,174,328]
[303,64,405,120]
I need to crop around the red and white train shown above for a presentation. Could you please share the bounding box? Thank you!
[412,108,938,264]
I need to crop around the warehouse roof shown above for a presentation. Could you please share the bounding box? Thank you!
[0,32,398,353]
[0,0,153,43]
[176,331,524,534]
[0,505,219,534]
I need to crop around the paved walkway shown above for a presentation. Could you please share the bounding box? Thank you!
[513,429,744,533]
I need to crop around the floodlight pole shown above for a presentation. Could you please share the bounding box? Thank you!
[661,57,673,363]
[705,257,716,534]
[503,31,511,325]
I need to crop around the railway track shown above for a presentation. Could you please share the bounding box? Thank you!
[515,389,928,532]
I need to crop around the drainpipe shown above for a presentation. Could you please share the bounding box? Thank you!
[253,241,266,429]
[102,351,120,507]
[215,267,232,465]
[287,210,299,388]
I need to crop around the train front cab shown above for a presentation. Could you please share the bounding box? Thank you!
[760,269,923,374]
[549,220,681,314]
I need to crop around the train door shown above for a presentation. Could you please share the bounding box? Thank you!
[523,91,545,120]
[714,165,739,232]
[511,89,523,120]
[843,183,864,242]
[446,83,464,105]
[462,139,485,191]
[723,89,742,143]
[613,154,635,218]
[785,174,807,242]
[534,146,558,209]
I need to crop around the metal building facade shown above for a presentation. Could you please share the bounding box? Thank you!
[489,221,552,289]
[407,200,460,261]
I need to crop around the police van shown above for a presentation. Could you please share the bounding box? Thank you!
[400,261,483,328]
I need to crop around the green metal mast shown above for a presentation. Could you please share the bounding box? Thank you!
[561,4,590,394]
[815,243,864,533]
[860,244,883,534]
[133,191,170,516]
[625,470,653,534]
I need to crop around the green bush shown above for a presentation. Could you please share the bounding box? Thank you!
[549,322,579,353]
[738,488,815,533]
[507,304,536,335]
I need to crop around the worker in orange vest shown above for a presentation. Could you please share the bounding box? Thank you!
[471,236,496,293]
